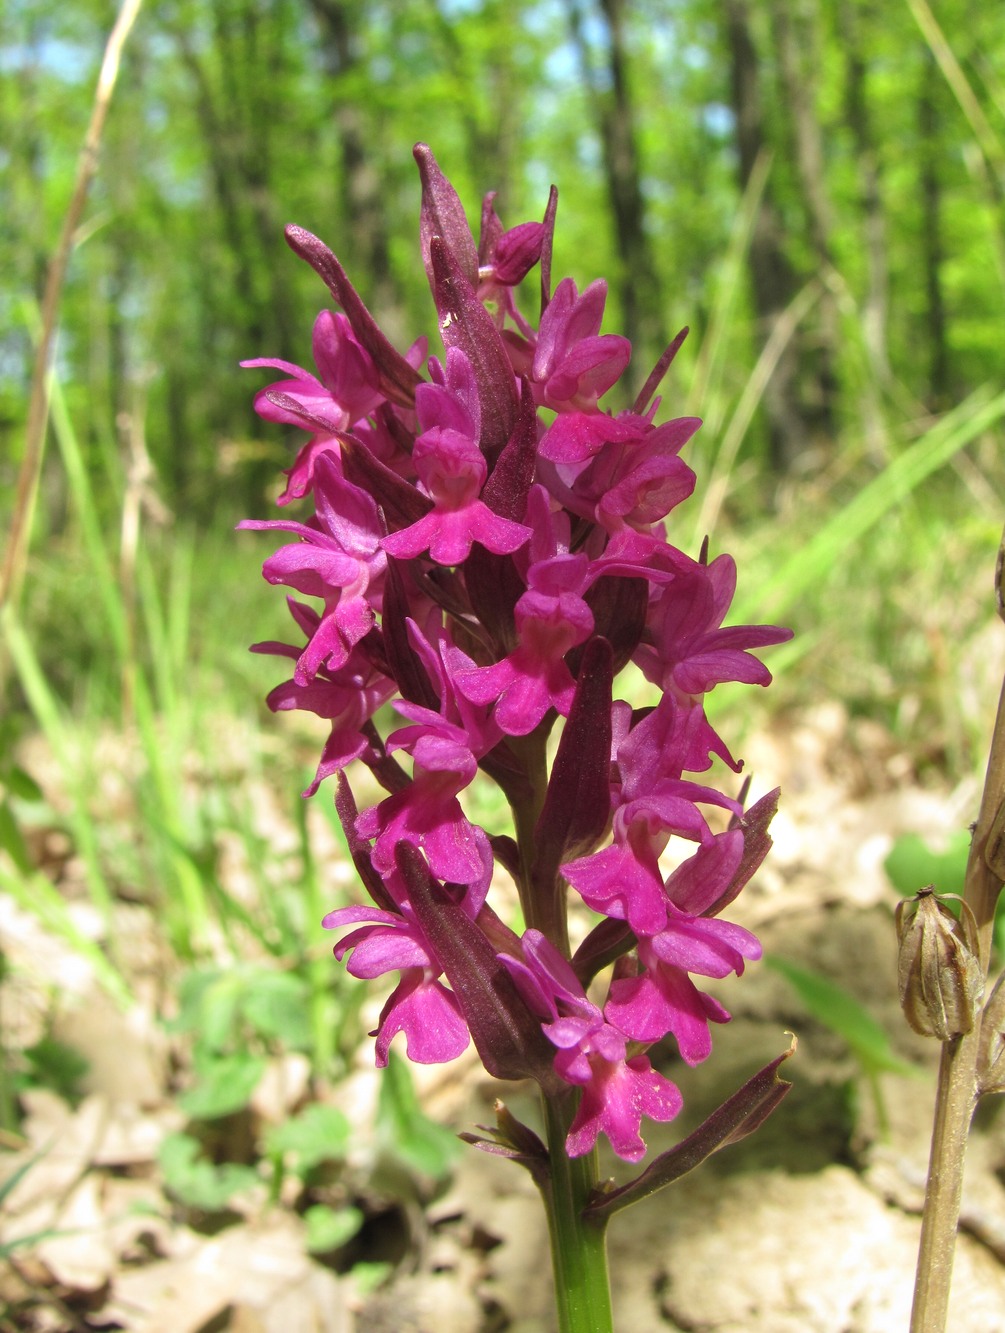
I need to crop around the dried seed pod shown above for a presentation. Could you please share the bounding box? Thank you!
[895,888,984,1041]
[978,970,1005,1095]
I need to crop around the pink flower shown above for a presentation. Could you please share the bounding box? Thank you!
[243,310,388,504]
[455,554,594,734]
[355,736,489,886]
[252,610,395,795]
[244,146,792,1165]
[324,903,470,1066]
[382,349,532,564]
[244,309,383,435]
[636,553,793,701]
[603,834,762,1063]
[604,955,730,1066]
[563,783,739,935]
[238,455,386,683]
[532,277,631,414]
[323,831,495,1066]
[502,930,681,1161]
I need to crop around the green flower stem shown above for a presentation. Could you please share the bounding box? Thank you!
[510,726,569,951]
[540,1091,613,1333]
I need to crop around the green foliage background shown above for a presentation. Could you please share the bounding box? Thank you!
[5,0,1005,510]
[2,0,1004,965]
[1,7,1004,1289]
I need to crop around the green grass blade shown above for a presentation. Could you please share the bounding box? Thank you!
[738,386,1005,622]
[46,375,127,665]
[1,605,115,921]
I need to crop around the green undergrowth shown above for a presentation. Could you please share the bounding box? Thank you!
[2,366,1004,1287]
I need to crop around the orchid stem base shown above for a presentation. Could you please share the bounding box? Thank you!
[540,1092,614,1333]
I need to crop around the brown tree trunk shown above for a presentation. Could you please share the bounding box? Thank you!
[425,0,521,209]
[918,48,949,410]
[723,0,809,471]
[840,0,890,387]
[566,0,666,383]
[308,0,404,342]
[769,0,840,433]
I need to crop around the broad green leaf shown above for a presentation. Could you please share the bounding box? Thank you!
[263,1103,351,1173]
[179,1053,267,1120]
[169,966,229,1037]
[240,970,313,1050]
[198,972,247,1053]
[885,831,970,901]
[304,1203,364,1254]
[158,1132,259,1211]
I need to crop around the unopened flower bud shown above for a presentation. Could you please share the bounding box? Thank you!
[895,888,984,1041]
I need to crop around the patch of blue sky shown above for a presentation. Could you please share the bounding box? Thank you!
[0,35,94,84]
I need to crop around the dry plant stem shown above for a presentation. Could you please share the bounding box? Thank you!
[910,533,1005,1333]
[910,1032,980,1333]
[0,0,144,617]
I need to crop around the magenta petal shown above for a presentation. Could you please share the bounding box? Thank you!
[341,926,433,977]
[538,411,640,464]
[381,512,442,561]
[664,830,744,915]
[565,1057,681,1163]
[373,971,470,1066]
[493,666,571,735]
[606,967,729,1065]
[651,912,761,978]
[492,221,545,285]
[302,728,369,797]
[563,840,669,936]
[323,904,398,931]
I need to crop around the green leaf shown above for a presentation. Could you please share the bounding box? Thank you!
[376,1052,460,1180]
[765,956,918,1078]
[4,765,44,803]
[240,970,313,1050]
[197,972,249,1053]
[179,1053,267,1120]
[0,801,32,874]
[169,967,229,1038]
[158,1132,260,1211]
[303,1203,364,1254]
[263,1103,351,1174]
[349,1260,392,1294]
[23,1037,90,1103]
[884,831,970,901]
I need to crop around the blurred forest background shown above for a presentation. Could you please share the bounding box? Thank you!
[4,0,1005,732]
[4,0,1005,710]
[2,1,1005,1324]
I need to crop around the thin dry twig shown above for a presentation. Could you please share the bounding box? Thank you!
[909,522,1005,1333]
[0,0,145,616]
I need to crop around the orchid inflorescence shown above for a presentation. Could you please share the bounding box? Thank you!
[241,144,792,1167]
